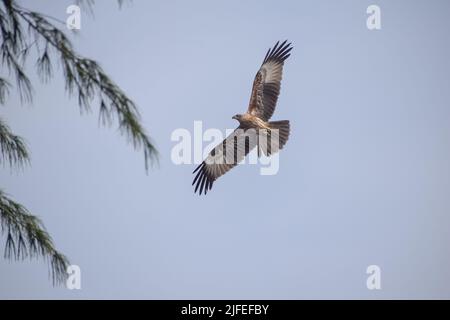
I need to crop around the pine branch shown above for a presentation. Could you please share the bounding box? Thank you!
[0,0,156,286]
[0,77,11,104]
[0,117,29,168]
[0,0,158,168]
[0,189,69,285]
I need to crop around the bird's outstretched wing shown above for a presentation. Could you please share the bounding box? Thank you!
[192,127,259,195]
[248,40,292,121]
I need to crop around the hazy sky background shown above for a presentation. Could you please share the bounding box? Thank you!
[1,0,450,299]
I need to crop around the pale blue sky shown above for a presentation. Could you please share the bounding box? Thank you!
[1,0,450,299]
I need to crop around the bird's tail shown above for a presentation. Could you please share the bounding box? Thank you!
[259,120,290,156]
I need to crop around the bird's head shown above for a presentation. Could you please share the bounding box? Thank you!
[232,114,242,121]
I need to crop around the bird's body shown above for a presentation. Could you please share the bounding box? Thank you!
[233,113,270,130]
[193,40,293,195]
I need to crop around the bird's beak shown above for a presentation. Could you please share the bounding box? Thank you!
[232,115,237,120]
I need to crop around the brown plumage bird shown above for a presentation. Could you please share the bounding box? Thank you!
[193,40,292,195]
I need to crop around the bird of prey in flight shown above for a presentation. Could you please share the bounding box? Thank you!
[193,40,292,195]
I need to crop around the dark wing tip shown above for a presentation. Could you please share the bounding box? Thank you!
[192,162,205,174]
[263,40,293,64]
[192,162,214,195]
